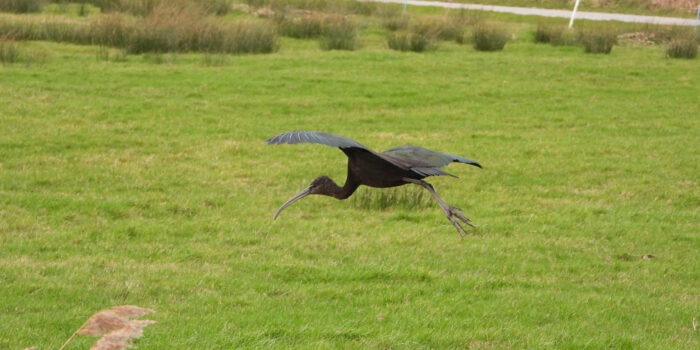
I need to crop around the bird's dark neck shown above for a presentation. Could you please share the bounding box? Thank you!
[323,176,359,200]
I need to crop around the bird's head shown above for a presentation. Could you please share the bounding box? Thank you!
[308,176,335,194]
[273,176,336,220]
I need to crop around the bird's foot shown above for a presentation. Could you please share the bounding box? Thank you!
[444,206,474,237]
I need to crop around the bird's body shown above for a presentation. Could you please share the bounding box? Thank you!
[344,148,416,188]
[266,131,481,235]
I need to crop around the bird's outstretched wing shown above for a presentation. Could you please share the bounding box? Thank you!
[266,131,369,150]
[266,132,480,178]
[380,146,482,177]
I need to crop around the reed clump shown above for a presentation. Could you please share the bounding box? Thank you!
[0,33,48,65]
[0,0,42,13]
[412,15,465,43]
[220,20,278,54]
[666,35,698,59]
[0,35,21,64]
[275,11,326,38]
[534,23,579,46]
[387,31,436,52]
[473,22,509,51]
[247,0,377,16]
[84,0,232,16]
[338,0,378,16]
[579,27,618,54]
[534,23,563,44]
[0,4,279,55]
[89,12,135,48]
[127,4,212,53]
[0,14,92,44]
[128,5,277,54]
[319,15,357,51]
[382,14,410,32]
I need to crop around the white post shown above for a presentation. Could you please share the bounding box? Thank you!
[403,0,408,14]
[695,5,700,33]
[569,0,582,28]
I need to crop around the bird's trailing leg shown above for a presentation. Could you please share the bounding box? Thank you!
[403,178,474,237]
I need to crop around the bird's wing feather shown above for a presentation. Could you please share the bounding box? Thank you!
[266,131,369,150]
[380,146,481,177]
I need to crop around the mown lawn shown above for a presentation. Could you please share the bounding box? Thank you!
[1,36,698,349]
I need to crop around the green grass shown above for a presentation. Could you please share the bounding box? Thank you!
[1,34,699,350]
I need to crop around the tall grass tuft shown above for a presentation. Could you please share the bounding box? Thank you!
[0,9,277,55]
[248,0,328,14]
[89,13,135,47]
[666,36,698,59]
[412,15,465,43]
[126,5,278,54]
[275,12,325,38]
[0,32,48,66]
[85,0,231,16]
[221,20,278,54]
[319,15,357,51]
[0,14,92,44]
[255,0,376,16]
[352,187,431,211]
[201,0,232,16]
[579,27,618,54]
[534,24,578,46]
[534,23,563,44]
[473,22,509,51]
[0,0,42,13]
[127,4,209,53]
[382,14,410,32]
[85,0,165,16]
[387,31,436,52]
[0,36,21,64]
[340,0,377,16]
[554,28,579,46]
[0,15,33,40]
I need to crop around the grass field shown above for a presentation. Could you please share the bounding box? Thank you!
[1,14,699,350]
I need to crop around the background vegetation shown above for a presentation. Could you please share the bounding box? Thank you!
[423,0,700,16]
[1,0,699,349]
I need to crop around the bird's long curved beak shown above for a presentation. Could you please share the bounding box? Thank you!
[273,186,312,220]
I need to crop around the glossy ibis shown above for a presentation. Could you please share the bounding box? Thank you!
[266,131,482,236]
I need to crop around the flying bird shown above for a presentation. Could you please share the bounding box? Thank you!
[266,131,482,236]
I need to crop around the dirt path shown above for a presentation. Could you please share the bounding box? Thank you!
[366,0,700,26]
